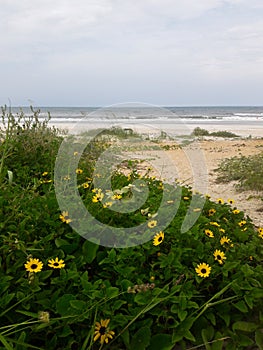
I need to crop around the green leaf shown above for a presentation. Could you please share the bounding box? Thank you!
[148,334,173,350]
[130,326,151,350]
[233,300,248,313]
[55,238,68,248]
[56,294,76,316]
[178,309,187,322]
[70,300,86,310]
[0,333,13,350]
[121,329,130,349]
[184,330,196,342]
[255,329,263,349]
[232,321,258,332]
[82,240,99,263]
[211,332,224,350]
[58,325,73,338]
[0,293,15,308]
[106,287,119,299]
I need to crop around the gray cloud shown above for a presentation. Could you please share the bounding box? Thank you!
[1,0,263,105]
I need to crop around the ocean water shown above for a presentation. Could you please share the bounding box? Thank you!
[5,105,263,136]
[6,105,263,122]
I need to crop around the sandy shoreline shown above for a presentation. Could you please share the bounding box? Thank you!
[51,121,263,138]
[123,138,263,227]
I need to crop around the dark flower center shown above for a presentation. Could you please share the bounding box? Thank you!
[217,255,221,260]
[54,262,59,266]
[99,326,106,335]
[201,268,207,273]
[31,264,38,269]
[158,237,163,242]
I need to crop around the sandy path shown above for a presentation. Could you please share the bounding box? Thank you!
[123,138,263,227]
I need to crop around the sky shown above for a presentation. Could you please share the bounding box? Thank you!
[1,0,263,107]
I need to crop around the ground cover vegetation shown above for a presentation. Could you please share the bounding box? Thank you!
[0,108,263,349]
[215,151,263,192]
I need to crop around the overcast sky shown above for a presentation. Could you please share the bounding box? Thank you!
[1,0,263,106]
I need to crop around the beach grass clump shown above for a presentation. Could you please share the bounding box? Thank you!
[0,110,263,349]
[192,127,238,138]
[215,152,263,191]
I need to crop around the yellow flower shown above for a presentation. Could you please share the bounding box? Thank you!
[82,182,89,189]
[42,172,48,176]
[48,257,65,269]
[92,192,104,202]
[195,263,211,278]
[73,151,79,156]
[205,229,214,238]
[60,211,72,224]
[217,198,224,204]
[258,227,263,239]
[220,236,231,246]
[148,220,157,228]
[238,220,246,227]
[210,222,220,227]
[208,208,216,216]
[228,198,235,205]
[103,201,113,208]
[76,168,83,174]
[94,319,115,345]
[219,228,225,233]
[153,231,164,246]
[63,175,71,181]
[112,194,122,200]
[24,258,43,273]
[213,249,226,265]
[232,209,240,214]
[183,196,190,200]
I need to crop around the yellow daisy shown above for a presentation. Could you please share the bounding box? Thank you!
[205,229,214,238]
[153,231,164,246]
[48,257,65,269]
[148,220,157,228]
[195,263,211,278]
[60,211,72,224]
[217,198,224,204]
[238,220,246,227]
[76,168,83,174]
[24,258,43,273]
[208,208,216,216]
[228,198,235,205]
[258,227,263,239]
[94,319,115,345]
[220,236,231,246]
[213,249,226,265]
[232,209,240,214]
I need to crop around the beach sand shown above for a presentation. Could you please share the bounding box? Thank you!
[122,138,263,227]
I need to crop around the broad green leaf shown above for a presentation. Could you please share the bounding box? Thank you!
[233,300,248,313]
[70,300,86,310]
[233,321,258,332]
[130,326,151,350]
[56,294,76,316]
[255,329,263,349]
[148,334,173,350]
[82,240,99,263]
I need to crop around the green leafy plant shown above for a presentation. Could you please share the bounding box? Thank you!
[0,109,263,349]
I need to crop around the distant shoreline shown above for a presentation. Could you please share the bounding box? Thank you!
[50,120,263,138]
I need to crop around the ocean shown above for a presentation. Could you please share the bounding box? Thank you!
[5,105,263,136]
